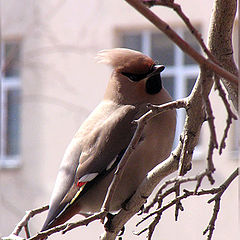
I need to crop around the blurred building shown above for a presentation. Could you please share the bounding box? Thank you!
[0,0,238,239]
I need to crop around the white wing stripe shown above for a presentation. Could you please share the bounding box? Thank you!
[78,173,99,182]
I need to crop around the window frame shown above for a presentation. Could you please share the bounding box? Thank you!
[0,40,21,168]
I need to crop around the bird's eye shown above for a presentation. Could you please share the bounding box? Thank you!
[121,64,159,82]
[121,72,146,82]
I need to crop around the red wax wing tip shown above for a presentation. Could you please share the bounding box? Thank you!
[77,181,87,188]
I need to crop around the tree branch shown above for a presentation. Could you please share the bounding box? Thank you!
[207,0,239,110]
[2,205,49,240]
[125,0,239,86]
[214,77,238,154]
[203,168,239,239]
[135,168,238,240]
[142,0,218,64]
[143,168,216,214]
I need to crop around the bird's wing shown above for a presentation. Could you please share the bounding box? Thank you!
[42,102,139,230]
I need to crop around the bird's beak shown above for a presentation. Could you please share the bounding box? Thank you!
[148,65,165,77]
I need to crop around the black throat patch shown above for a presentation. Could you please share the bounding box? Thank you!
[146,74,162,95]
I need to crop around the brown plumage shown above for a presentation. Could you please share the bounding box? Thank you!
[41,48,176,230]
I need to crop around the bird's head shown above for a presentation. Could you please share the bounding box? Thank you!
[97,48,165,103]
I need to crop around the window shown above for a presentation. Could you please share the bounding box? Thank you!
[0,40,21,168]
[120,28,203,157]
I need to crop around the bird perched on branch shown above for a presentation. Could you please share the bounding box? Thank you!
[41,48,176,231]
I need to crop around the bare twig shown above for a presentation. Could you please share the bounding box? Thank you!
[203,95,218,150]
[143,168,214,215]
[199,65,217,182]
[214,77,238,154]
[2,205,49,240]
[174,182,183,221]
[125,0,239,86]
[206,140,216,184]
[12,205,49,237]
[61,212,106,234]
[137,189,215,229]
[194,169,212,193]
[24,224,31,239]
[203,168,239,240]
[142,0,218,64]
[146,214,161,240]
[28,223,69,240]
[202,93,217,184]
[135,168,238,240]
[27,212,105,240]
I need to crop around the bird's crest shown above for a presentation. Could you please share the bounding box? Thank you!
[96,48,154,73]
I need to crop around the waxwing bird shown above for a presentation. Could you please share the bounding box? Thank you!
[41,48,176,231]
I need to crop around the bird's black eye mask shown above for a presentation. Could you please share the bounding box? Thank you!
[121,64,165,95]
[121,71,149,82]
[146,74,162,95]
[121,64,156,82]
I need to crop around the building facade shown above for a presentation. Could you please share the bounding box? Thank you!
[1,0,238,239]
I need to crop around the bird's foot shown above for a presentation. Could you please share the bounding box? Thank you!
[104,213,115,232]
[104,213,125,236]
